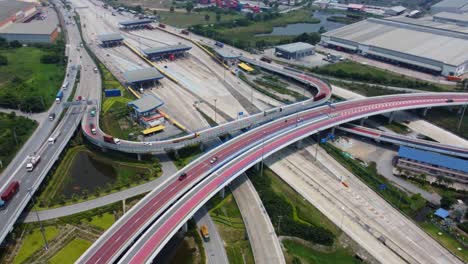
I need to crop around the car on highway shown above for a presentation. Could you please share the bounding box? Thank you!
[48,137,56,144]
[49,113,56,121]
[114,138,121,144]
[77,95,82,101]
[446,99,454,103]
[144,142,152,146]
[178,173,187,181]
[90,124,97,135]
[210,157,218,164]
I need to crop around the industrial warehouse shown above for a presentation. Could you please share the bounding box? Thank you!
[321,17,468,76]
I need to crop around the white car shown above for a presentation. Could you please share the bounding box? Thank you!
[114,138,121,144]
[210,157,218,164]
[48,137,56,144]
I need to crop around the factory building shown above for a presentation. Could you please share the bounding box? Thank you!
[433,12,468,26]
[0,0,37,29]
[0,7,59,43]
[321,17,468,76]
[274,42,315,60]
[396,146,468,184]
[431,0,468,14]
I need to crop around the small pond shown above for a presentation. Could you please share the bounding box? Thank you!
[257,11,346,36]
[61,151,117,198]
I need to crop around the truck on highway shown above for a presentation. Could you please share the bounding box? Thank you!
[56,90,63,103]
[90,107,96,117]
[215,41,224,48]
[260,56,272,63]
[26,155,41,172]
[103,134,114,143]
[200,225,210,240]
[0,181,20,209]
[158,23,166,28]
[181,29,189,35]
[62,81,69,90]
[48,112,56,121]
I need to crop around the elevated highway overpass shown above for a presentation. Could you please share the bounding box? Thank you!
[78,93,468,264]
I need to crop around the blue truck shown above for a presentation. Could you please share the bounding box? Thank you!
[215,41,224,48]
[104,89,122,97]
[56,90,64,103]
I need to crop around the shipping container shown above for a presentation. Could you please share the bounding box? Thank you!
[104,89,122,97]
[56,90,63,103]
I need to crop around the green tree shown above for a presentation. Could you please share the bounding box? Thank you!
[216,13,221,22]
[9,40,21,48]
[186,2,194,13]
[0,55,7,66]
[135,5,142,13]
[440,195,456,210]
[204,14,210,21]
[170,6,175,12]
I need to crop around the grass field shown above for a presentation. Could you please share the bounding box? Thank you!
[169,144,203,169]
[209,192,255,264]
[0,113,37,173]
[311,61,448,91]
[13,226,60,264]
[157,10,244,27]
[0,46,65,111]
[84,212,115,230]
[420,222,468,262]
[49,238,92,264]
[283,239,360,264]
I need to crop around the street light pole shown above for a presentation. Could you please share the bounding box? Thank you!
[261,131,266,178]
[27,188,49,250]
[458,104,466,131]
[214,98,218,123]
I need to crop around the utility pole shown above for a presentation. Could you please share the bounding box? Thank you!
[277,215,283,234]
[458,105,466,132]
[27,188,49,250]
[214,98,218,123]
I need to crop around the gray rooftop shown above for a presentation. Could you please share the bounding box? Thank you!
[0,0,35,23]
[119,18,153,26]
[0,7,58,35]
[215,48,241,59]
[98,33,123,43]
[128,94,164,113]
[388,6,406,13]
[322,17,468,66]
[434,11,468,23]
[123,68,164,83]
[142,44,191,56]
[275,42,315,53]
[431,0,468,9]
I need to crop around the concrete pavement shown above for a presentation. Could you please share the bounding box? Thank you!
[231,174,285,264]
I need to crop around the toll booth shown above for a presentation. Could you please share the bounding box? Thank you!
[118,19,153,30]
[98,33,124,47]
[214,48,241,66]
[142,45,192,61]
[123,68,164,90]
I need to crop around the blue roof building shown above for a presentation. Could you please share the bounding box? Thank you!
[434,208,450,219]
[396,146,468,184]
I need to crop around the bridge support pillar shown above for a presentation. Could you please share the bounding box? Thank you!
[422,107,430,117]
[181,222,188,233]
[137,153,141,161]
[331,127,336,136]
[360,117,367,126]
[255,162,261,171]
[458,105,467,132]
[173,149,179,159]
[122,199,126,214]
[296,139,303,149]
[219,187,225,199]
[388,112,395,124]
[199,143,204,152]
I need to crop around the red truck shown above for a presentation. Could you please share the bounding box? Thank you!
[0,181,20,208]
[446,76,463,82]
[314,93,326,101]
[158,23,166,28]
[103,134,114,143]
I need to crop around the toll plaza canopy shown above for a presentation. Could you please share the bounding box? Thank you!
[119,19,153,27]
[215,48,241,59]
[98,33,123,44]
[128,94,164,115]
[142,44,192,57]
[123,68,164,84]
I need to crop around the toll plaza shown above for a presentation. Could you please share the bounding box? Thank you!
[142,44,192,61]
[123,68,164,90]
[97,33,124,47]
[118,19,153,30]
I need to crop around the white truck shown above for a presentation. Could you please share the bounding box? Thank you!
[26,155,41,172]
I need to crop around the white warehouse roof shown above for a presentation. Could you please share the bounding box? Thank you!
[322,18,468,66]
[275,42,315,53]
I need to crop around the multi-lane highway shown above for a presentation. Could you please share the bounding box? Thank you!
[78,93,468,264]
[0,0,99,244]
[337,124,468,158]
